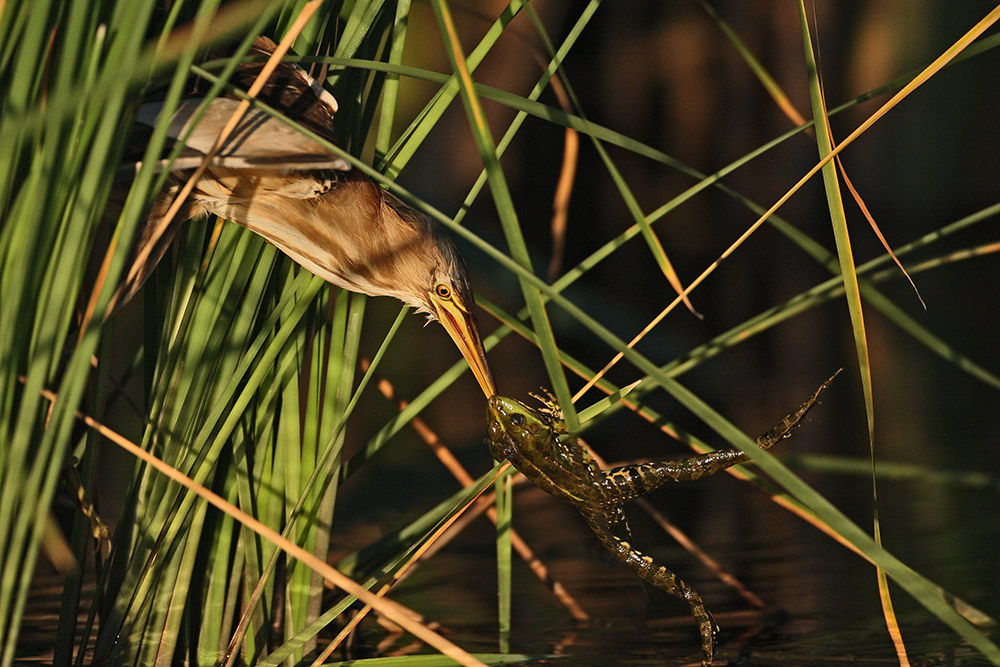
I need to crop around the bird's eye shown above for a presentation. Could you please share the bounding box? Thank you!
[510,413,526,427]
[435,283,452,300]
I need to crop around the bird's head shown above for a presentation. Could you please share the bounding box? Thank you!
[371,192,495,398]
[422,255,496,399]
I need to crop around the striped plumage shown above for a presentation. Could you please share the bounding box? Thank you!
[119,37,494,396]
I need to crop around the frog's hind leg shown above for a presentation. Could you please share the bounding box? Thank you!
[604,440,779,500]
[604,450,754,501]
[581,508,717,666]
[601,370,840,502]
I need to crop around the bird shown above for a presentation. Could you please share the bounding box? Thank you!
[116,36,495,398]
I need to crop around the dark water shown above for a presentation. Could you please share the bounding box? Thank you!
[380,475,999,666]
[17,472,997,666]
[19,450,996,665]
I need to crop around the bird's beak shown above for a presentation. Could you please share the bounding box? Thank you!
[432,297,496,398]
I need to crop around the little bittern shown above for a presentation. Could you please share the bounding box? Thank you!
[119,37,495,397]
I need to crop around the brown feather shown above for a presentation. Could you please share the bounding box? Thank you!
[117,37,475,321]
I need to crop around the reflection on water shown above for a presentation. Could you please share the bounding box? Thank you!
[380,476,998,666]
[18,457,996,665]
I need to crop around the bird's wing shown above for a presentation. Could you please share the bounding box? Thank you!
[134,98,351,172]
[236,36,340,120]
[131,35,349,173]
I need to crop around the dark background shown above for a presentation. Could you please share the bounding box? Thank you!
[60,2,996,663]
[329,2,1000,661]
[347,1,1000,487]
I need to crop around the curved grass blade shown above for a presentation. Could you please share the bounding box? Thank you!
[797,3,906,662]
[428,0,576,429]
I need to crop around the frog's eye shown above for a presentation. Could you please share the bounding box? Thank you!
[434,283,452,300]
[510,413,526,427]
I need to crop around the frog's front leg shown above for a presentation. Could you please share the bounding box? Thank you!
[580,506,717,666]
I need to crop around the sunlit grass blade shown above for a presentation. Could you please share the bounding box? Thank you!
[797,2,905,661]
[5,3,999,665]
[570,110,698,320]
[264,465,509,665]
[838,161,925,307]
[380,0,529,177]
[567,210,1000,429]
[0,1,166,662]
[521,6,700,398]
[481,293,1000,655]
[428,0,576,430]
[698,0,808,127]
[576,380,642,425]
[66,397,491,666]
[702,0,925,318]
[362,367,591,623]
[495,475,512,652]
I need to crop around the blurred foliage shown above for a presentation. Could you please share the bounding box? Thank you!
[2,1,999,665]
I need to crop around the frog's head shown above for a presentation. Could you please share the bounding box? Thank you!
[487,395,551,444]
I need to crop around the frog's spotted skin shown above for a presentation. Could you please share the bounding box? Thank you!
[486,372,838,666]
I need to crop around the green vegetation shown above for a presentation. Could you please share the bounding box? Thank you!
[2,1,998,665]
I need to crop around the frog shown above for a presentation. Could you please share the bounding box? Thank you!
[486,371,839,666]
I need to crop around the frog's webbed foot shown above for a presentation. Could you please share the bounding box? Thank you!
[581,509,717,666]
[755,369,841,449]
